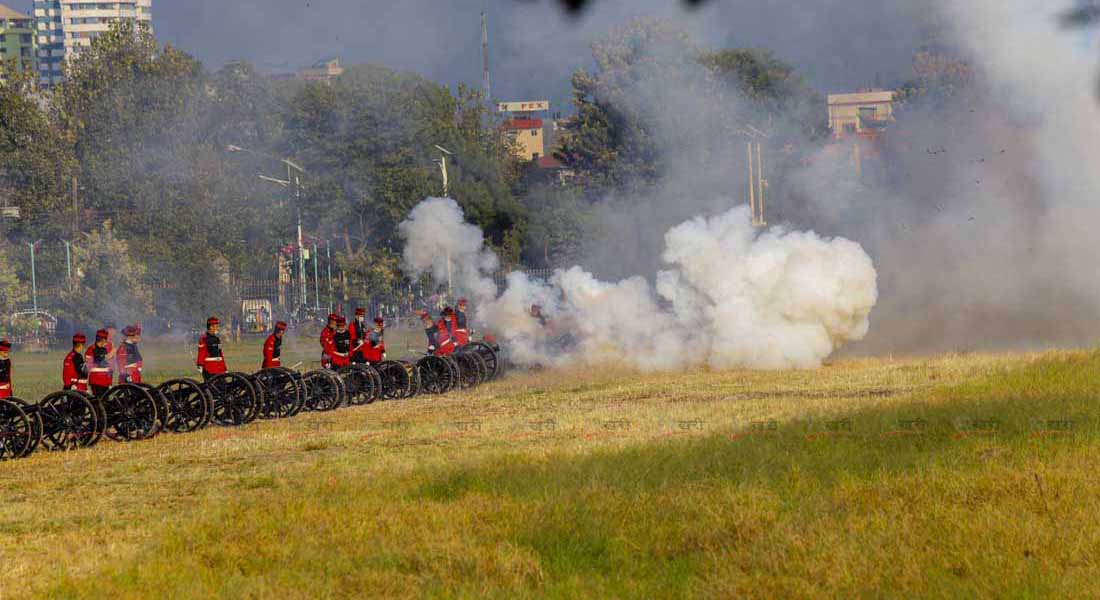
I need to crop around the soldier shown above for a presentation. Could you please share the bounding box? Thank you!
[63,334,89,392]
[116,325,144,384]
[434,307,457,356]
[196,317,228,382]
[453,298,471,348]
[330,316,352,368]
[262,321,287,369]
[319,313,337,369]
[418,310,439,354]
[103,322,118,384]
[349,308,369,364]
[363,317,386,365]
[86,329,114,396]
[0,340,12,399]
[530,304,548,328]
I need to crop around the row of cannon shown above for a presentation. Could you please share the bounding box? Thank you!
[0,342,501,461]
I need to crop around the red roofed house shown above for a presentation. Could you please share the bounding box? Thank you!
[498,100,549,161]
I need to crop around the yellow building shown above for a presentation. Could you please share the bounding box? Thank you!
[499,100,549,161]
[826,90,895,138]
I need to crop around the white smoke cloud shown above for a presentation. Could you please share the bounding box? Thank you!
[401,199,878,371]
[399,197,499,302]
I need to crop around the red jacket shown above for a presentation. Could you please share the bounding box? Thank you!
[319,327,335,367]
[363,328,385,363]
[85,345,113,388]
[453,310,470,346]
[116,342,143,384]
[433,319,456,356]
[63,350,88,392]
[262,334,282,369]
[0,358,11,398]
[197,333,227,375]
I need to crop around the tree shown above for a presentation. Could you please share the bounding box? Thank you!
[58,223,153,328]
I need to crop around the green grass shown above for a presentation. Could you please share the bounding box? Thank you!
[5,348,1099,598]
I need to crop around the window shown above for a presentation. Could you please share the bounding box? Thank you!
[859,106,877,120]
[531,130,538,137]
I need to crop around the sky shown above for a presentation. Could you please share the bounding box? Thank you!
[113,0,938,109]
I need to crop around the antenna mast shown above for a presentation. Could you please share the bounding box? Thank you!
[481,9,492,103]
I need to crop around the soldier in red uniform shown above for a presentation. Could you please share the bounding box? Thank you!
[331,316,352,368]
[434,308,457,356]
[103,322,118,384]
[196,317,228,381]
[453,298,471,348]
[86,329,114,396]
[418,310,439,353]
[116,325,144,384]
[63,334,89,392]
[0,340,12,399]
[319,313,337,369]
[262,321,287,369]
[349,308,368,364]
[363,317,386,364]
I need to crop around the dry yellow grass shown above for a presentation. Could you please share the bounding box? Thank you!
[0,345,1082,598]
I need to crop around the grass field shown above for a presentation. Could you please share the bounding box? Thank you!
[2,338,1099,598]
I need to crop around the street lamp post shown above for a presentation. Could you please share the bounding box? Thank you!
[432,145,455,293]
[325,241,333,314]
[62,240,72,291]
[26,240,42,313]
[312,243,321,311]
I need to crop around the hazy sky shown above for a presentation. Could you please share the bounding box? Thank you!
[14,0,936,105]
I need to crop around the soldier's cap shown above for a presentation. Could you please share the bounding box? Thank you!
[122,325,139,337]
[335,315,347,326]
[355,307,366,316]
[207,316,220,327]
[327,313,338,322]
[73,333,86,345]
[483,334,497,344]
[374,316,385,325]
[458,297,468,305]
[442,306,455,316]
[274,321,288,331]
[0,340,10,351]
[414,309,430,319]
[95,329,109,340]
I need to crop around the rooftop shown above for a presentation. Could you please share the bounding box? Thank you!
[827,90,895,105]
[0,3,29,20]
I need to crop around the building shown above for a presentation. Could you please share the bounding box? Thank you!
[826,90,895,138]
[34,0,153,87]
[499,100,549,161]
[298,57,344,83]
[0,3,34,84]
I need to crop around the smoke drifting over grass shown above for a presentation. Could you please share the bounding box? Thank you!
[401,198,877,370]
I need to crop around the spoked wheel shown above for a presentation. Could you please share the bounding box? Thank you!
[417,355,456,395]
[338,365,376,406]
[402,360,422,398]
[454,351,486,389]
[101,384,161,442]
[157,379,211,433]
[206,372,259,427]
[253,368,303,419]
[0,398,33,460]
[10,398,43,457]
[376,361,411,400]
[137,383,168,436]
[357,363,383,403]
[303,370,345,412]
[466,342,500,380]
[38,391,100,450]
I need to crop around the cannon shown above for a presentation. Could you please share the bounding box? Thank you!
[301,369,345,412]
[35,390,102,450]
[204,372,260,427]
[337,364,381,406]
[252,368,305,419]
[416,354,457,395]
[156,378,212,433]
[0,397,37,460]
[453,349,488,389]
[98,383,161,442]
[465,341,502,380]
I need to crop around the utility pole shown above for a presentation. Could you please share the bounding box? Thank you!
[326,241,333,314]
[755,140,767,227]
[71,176,79,235]
[481,8,492,103]
[63,240,72,291]
[27,240,42,313]
[313,243,321,311]
[295,174,307,317]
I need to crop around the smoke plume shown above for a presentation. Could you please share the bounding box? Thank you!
[401,198,877,370]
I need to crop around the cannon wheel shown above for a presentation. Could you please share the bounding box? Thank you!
[136,383,169,436]
[360,363,383,402]
[376,361,410,400]
[207,372,259,427]
[0,398,33,460]
[397,360,422,398]
[244,373,268,420]
[466,342,500,380]
[101,384,161,442]
[417,355,455,395]
[157,379,211,433]
[455,351,486,389]
[338,365,377,406]
[253,368,303,419]
[38,391,100,450]
[303,370,345,412]
[10,398,43,457]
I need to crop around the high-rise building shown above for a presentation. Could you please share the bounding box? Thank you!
[33,0,153,87]
[0,3,35,84]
